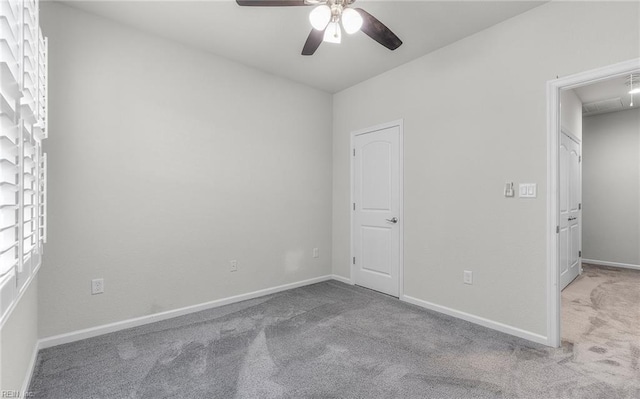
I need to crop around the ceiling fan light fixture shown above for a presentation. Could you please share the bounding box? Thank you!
[323,21,342,44]
[235,0,402,56]
[309,5,331,30]
[341,8,363,34]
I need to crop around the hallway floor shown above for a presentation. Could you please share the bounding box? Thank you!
[562,263,640,392]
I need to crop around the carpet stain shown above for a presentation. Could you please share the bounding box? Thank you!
[561,341,574,353]
[589,346,607,354]
[598,359,621,367]
[630,345,640,371]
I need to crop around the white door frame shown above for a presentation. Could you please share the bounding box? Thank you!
[350,119,404,297]
[546,58,640,347]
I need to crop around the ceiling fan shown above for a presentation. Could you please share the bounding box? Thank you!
[236,0,402,56]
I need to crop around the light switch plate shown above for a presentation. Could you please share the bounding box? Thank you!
[463,271,473,285]
[519,183,537,198]
[519,185,527,197]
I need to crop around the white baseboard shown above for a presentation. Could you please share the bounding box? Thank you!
[401,295,549,346]
[37,275,551,355]
[583,259,640,271]
[19,337,40,398]
[39,275,333,349]
[330,274,353,285]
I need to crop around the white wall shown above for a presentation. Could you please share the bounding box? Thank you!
[583,109,640,266]
[38,3,333,338]
[0,277,38,392]
[332,1,639,338]
[561,89,583,140]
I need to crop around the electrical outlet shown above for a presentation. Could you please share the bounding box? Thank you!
[312,248,319,258]
[91,278,104,295]
[230,260,238,272]
[463,271,473,285]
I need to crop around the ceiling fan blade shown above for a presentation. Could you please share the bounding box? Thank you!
[355,8,402,51]
[236,0,309,6]
[302,28,324,56]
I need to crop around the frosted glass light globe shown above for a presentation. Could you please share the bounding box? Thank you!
[309,5,331,31]
[341,8,363,34]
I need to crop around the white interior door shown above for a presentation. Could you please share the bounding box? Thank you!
[559,131,581,290]
[352,124,402,297]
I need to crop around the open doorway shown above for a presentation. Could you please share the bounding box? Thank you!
[548,60,640,372]
[560,76,640,382]
[547,59,640,348]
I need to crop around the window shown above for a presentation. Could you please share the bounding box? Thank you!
[0,0,47,325]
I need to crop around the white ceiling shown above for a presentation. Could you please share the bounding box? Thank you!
[59,0,545,93]
[574,73,640,116]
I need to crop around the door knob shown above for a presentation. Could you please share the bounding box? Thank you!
[386,217,398,224]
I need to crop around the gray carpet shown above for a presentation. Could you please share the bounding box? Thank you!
[30,280,639,398]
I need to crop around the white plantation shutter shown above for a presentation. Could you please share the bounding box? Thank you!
[0,0,22,317]
[0,0,47,325]
[38,151,45,243]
